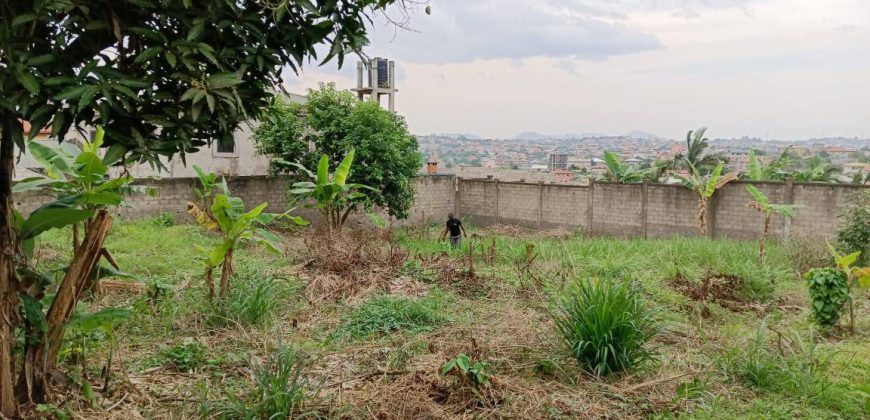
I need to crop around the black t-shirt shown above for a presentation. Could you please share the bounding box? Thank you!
[446,218,462,237]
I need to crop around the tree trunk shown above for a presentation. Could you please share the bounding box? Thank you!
[698,197,709,236]
[205,266,215,300]
[219,248,233,299]
[759,214,770,259]
[18,211,113,404]
[0,116,20,417]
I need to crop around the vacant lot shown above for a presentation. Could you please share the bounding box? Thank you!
[33,218,868,419]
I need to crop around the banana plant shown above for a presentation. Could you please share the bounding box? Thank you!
[673,161,736,236]
[189,177,305,299]
[827,243,870,332]
[745,185,802,259]
[601,152,662,183]
[287,148,375,233]
[10,126,148,394]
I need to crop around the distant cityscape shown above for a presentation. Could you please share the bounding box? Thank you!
[418,132,870,184]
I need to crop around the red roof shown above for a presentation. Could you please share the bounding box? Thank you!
[22,120,52,136]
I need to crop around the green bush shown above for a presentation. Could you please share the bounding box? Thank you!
[552,279,657,376]
[338,295,446,339]
[805,268,849,329]
[836,190,869,266]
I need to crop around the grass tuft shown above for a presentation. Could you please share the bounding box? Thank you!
[551,278,657,376]
[337,294,447,340]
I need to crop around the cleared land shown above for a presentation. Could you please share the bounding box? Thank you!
[32,218,869,419]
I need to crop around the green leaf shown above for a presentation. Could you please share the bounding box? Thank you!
[54,85,88,101]
[75,151,109,179]
[208,72,242,89]
[16,71,40,95]
[66,307,132,334]
[27,141,74,179]
[703,161,724,198]
[745,185,769,208]
[316,155,329,185]
[134,46,163,63]
[102,144,126,165]
[11,13,36,26]
[12,177,58,194]
[837,251,861,271]
[20,208,94,241]
[334,148,355,185]
[747,150,762,181]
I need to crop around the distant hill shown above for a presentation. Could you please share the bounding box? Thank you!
[513,131,549,140]
[564,132,606,139]
[624,130,661,139]
[433,132,481,140]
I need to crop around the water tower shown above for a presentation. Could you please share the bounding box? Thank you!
[352,57,398,113]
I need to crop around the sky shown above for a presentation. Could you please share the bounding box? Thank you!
[283,0,870,141]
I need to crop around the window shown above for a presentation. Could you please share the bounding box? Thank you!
[215,136,237,156]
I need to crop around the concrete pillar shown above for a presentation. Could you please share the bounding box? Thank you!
[455,177,462,217]
[388,61,396,113]
[538,181,544,227]
[494,178,500,224]
[784,180,795,239]
[641,181,649,239]
[587,179,595,233]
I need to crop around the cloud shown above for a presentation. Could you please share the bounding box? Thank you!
[364,0,663,63]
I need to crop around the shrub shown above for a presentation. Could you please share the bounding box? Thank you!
[836,190,869,266]
[207,346,313,419]
[552,279,657,376]
[161,342,208,372]
[338,295,446,339]
[205,266,292,327]
[805,268,849,329]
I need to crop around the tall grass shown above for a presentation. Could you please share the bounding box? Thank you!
[552,279,657,376]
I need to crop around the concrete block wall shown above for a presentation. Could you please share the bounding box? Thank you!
[591,182,645,237]
[542,184,588,228]
[496,182,541,225]
[791,183,864,238]
[406,175,455,226]
[645,184,698,238]
[456,178,867,240]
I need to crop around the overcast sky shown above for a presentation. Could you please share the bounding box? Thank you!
[283,0,870,140]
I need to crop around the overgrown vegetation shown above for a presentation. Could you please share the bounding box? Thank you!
[15,222,869,419]
[836,190,870,266]
[805,268,849,329]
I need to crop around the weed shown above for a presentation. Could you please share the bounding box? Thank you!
[836,190,869,266]
[204,265,293,327]
[398,259,437,283]
[718,319,863,414]
[783,235,832,274]
[149,212,176,227]
[551,278,657,376]
[337,294,447,340]
[441,353,491,387]
[207,346,314,419]
[161,341,208,372]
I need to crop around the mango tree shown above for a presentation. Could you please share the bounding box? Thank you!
[673,161,736,236]
[0,1,411,413]
[288,148,375,233]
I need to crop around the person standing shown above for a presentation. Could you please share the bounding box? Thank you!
[440,212,466,248]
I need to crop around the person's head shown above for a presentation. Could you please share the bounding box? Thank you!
[447,212,454,220]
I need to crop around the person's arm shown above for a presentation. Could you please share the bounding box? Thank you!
[460,222,467,237]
